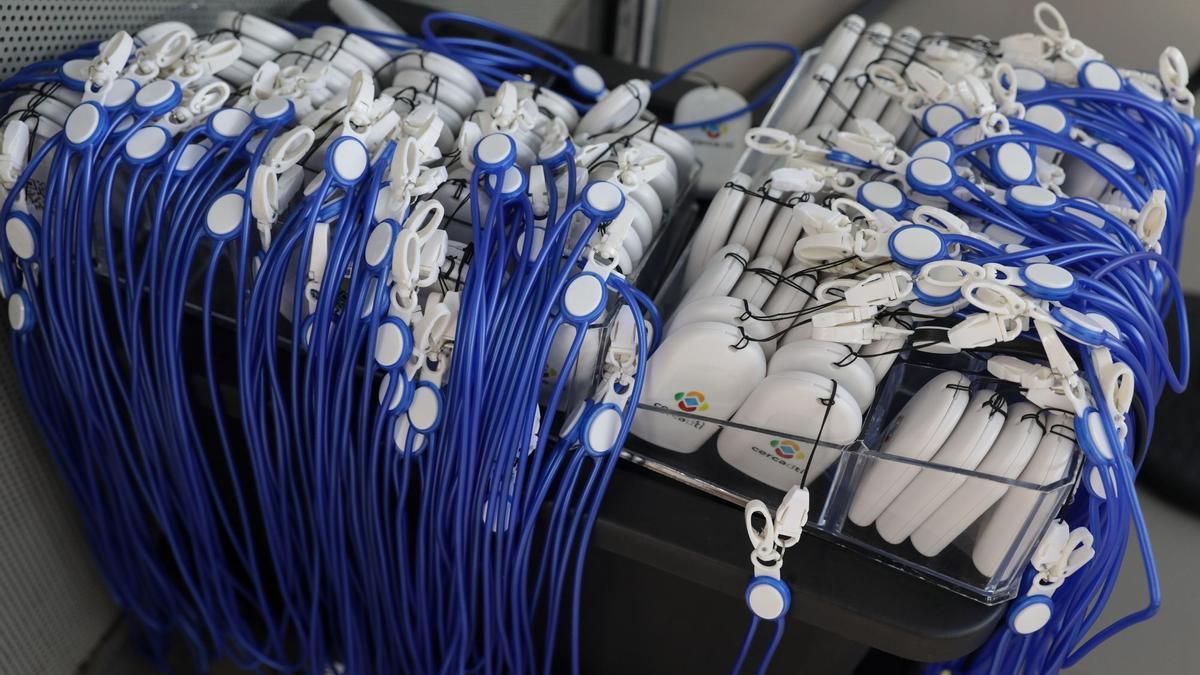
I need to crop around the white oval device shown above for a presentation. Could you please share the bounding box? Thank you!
[874,390,1007,544]
[727,188,781,256]
[630,321,766,453]
[767,339,876,412]
[730,256,782,310]
[717,372,862,489]
[685,174,751,285]
[678,243,750,308]
[910,402,1044,557]
[756,203,805,265]
[972,412,1077,577]
[760,265,817,342]
[848,370,971,527]
[665,295,777,359]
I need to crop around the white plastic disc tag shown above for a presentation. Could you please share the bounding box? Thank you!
[206,191,246,238]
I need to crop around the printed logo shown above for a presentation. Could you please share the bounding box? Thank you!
[674,390,709,412]
[702,122,727,139]
[770,438,804,460]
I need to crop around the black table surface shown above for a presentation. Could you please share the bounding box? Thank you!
[288,0,1005,662]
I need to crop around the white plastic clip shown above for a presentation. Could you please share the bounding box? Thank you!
[947,312,1023,349]
[127,29,190,84]
[1135,189,1167,251]
[84,32,135,98]
[0,120,30,190]
[1010,520,1094,634]
[812,321,910,345]
[843,271,913,307]
[169,38,242,87]
[745,486,808,580]
[811,305,880,328]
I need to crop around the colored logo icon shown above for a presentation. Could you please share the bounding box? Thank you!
[771,438,803,460]
[674,390,709,412]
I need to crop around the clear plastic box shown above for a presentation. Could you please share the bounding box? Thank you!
[618,47,1081,603]
[625,356,1081,603]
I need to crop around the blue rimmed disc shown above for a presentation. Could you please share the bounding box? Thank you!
[1019,262,1076,300]
[1078,60,1123,91]
[132,79,182,115]
[473,132,517,170]
[5,212,38,260]
[58,59,91,91]
[580,180,625,219]
[1025,104,1069,136]
[1051,306,1107,345]
[485,166,527,198]
[857,180,907,215]
[582,402,623,457]
[905,157,956,195]
[252,96,294,124]
[63,101,107,148]
[7,290,34,332]
[922,103,966,137]
[911,139,954,162]
[561,272,607,323]
[325,135,369,185]
[1008,595,1053,635]
[102,78,140,109]
[374,317,414,370]
[991,142,1036,186]
[407,382,444,433]
[207,107,253,141]
[745,576,791,621]
[1075,408,1115,467]
[912,283,963,307]
[1006,184,1059,215]
[123,125,172,165]
[888,224,948,268]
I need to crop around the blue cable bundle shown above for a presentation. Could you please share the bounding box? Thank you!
[0,16,685,674]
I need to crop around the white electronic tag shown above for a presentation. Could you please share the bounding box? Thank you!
[910,402,1044,557]
[972,411,1077,576]
[675,85,751,197]
[631,321,767,453]
[717,371,862,489]
[848,370,971,527]
[875,390,1007,544]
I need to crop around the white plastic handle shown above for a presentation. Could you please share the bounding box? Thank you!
[744,127,797,156]
[403,199,444,243]
[264,126,315,174]
[1034,2,1071,43]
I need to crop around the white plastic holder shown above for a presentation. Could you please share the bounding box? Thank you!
[947,312,1023,349]
[1009,519,1094,634]
[1135,190,1168,251]
[812,321,910,346]
[0,120,30,190]
[85,31,135,96]
[126,29,191,84]
[168,38,242,88]
[744,487,807,620]
[843,271,913,307]
[811,305,880,328]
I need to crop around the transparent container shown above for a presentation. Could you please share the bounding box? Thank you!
[618,48,1082,600]
[625,357,1081,603]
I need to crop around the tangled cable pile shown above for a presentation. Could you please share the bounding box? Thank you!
[0,14,675,674]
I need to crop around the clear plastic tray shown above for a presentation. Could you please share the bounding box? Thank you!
[617,47,1081,603]
[625,353,1080,603]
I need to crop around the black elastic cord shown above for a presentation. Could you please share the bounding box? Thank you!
[800,378,839,488]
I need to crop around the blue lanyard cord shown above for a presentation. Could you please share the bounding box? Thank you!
[650,41,802,131]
